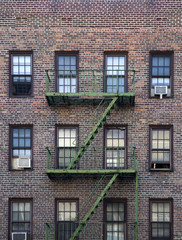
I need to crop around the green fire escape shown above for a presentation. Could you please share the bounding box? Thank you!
[45,69,138,240]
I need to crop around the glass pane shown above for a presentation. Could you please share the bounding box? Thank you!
[159,203,164,212]
[65,139,71,147]
[20,66,25,74]
[13,212,18,221]
[158,140,164,149]
[25,223,30,231]
[19,138,25,147]
[25,203,30,211]
[65,212,70,221]
[19,129,24,137]
[59,202,64,211]
[119,203,124,211]
[164,78,170,85]
[13,138,18,147]
[13,223,19,230]
[152,57,158,66]
[25,56,31,64]
[159,57,164,66]
[59,129,64,137]
[164,203,170,212]
[152,140,157,148]
[107,212,112,221]
[119,57,125,65]
[25,66,31,74]
[164,131,170,139]
[107,57,112,65]
[71,56,76,65]
[107,139,112,147]
[113,139,118,147]
[152,203,157,212]
[13,66,18,74]
[164,213,170,221]
[25,212,30,221]
[13,56,19,64]
[25,139,31,147]
[25,129,31,137]
[65,56,70,65]
[152,228,157,237]
[164,227,170,237]
[152,213,157,221]
[19,223,25,230]
[159,67,164,76]
[164,140,169,149]
[158,130,164,139]
[113,212,119,221]
[65,202,70,211]
[59,56,64,65]
[107,203,112,211]
[19,203,24,211]
[19,212,24,221]
[113,57,118,66]
[152,67,158,76]
[152,78,157,85]
[119,212,124,221]
[19,56,24,65]
[13,203,18,211]
[152,152,157,161]
[71,202,76,211]
[152,130,157,139]
[158,152,164,161]
[65,129,70,137]
[59,139,64,147]
[164,67,170,76]
[13,129,18,137]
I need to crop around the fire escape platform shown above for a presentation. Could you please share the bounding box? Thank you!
[46,169,137,179]
[45,92,135,106]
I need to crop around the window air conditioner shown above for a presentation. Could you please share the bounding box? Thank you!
[154,86,168,99]
[17,155,31,168]
[12,232,27,240]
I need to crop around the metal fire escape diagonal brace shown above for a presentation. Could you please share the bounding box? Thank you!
[67,97,118,170]
[70,174,119,240]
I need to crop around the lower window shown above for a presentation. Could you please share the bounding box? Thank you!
[56,200,78,240]
[150,200,173,240]
[10,199,32,240]
[104,199,126,240]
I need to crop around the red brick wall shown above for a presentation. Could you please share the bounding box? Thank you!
[0,0,182,239]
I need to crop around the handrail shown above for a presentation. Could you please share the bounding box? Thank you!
[46,145,137,171]
[45,69,137,94]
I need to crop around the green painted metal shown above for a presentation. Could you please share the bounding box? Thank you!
[45,223,50,240]
[45,92,135,97]
[70,174,119,240]
[45,169,136,175]
[46,147,51,170]
[67,97,118,170]
[134,147,139,240]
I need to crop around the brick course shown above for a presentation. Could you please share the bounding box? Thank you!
[0,0,182,239]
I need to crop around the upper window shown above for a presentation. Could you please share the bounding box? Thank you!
[10,126,32,170]
[56,53,78,93]
[150,200,173,240]
[150,52,173,98]
[105,53,127,93]
[150,126,172,170]
[105,127,126,169]
[10,52,33,97]
[104,199,126,240]
[10,199,32,239]
[57,127,77,169]
[56,199,78,240]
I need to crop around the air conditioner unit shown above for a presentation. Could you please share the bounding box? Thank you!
[17,155,31,168]
[154,85,168,99]
[12,232,27,240]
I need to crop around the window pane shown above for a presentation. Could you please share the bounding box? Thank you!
[152,57,158,66]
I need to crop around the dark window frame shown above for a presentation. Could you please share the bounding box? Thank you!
[149,125,173,171]
[55,198,79,240]
[149,199,173,240]
[56,125,79,169]
[55,51,79,93]
[104,52,128,93]
[9,125,33,171]
[9,51,33,97]
[149,51,174,98]
[103,198,127,240]
[9,198,33,240]
[104,125,127,169]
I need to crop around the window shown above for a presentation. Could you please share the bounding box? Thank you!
[56,200,78,240]
[57,127,77,169]
[10,126,32,170]
[150,200,173,240]
[105,53,127,93]
[56,52,78,93]
[150,52,173,97]
[10,199,32,239]
[150,126,172,170]
[105,127,126,169]
[10,52,33,96]
[104,199,126,240]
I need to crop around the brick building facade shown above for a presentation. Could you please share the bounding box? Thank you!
[0,0,182,239]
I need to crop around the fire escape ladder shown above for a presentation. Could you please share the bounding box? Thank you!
[67,97,118,170]
[70,173,119,240]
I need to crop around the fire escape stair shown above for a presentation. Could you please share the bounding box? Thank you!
[67,96,118,170]
[70,173,119,240]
